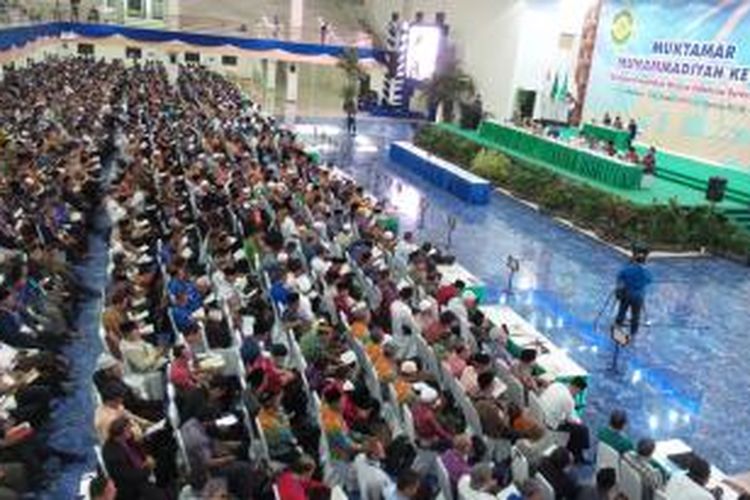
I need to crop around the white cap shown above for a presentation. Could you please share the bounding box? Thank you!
[340,350,357,366]
[413,382,438,404]
[400,360,418,375]
[352,301,368,313]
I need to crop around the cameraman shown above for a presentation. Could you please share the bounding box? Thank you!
[614,248,652,336]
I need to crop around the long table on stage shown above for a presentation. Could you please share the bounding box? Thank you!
[478,120,644,190]
[581,122,631,151]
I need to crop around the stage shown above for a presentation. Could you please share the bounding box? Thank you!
[440,122,750,232]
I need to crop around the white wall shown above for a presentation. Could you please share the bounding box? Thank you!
[364,0,593,120]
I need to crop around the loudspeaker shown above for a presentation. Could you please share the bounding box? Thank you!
[514,89,537,120]
[706,176,727,202]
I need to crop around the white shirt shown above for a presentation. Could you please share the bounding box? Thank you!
[394,239,418,263]
[664,473,714,500]
[280,216,299,241]
[389,299,419,358]
[457,475,497,500]
[447,297,471,341]
[390,299,418,338]
[0,343,18,373]
[310,256,330,280]
[288,273,315,297]
[212,270,239,302]
[354,455,393,500]
[105,198,126,224]
[298,294,315,323]
[538,382,576,429]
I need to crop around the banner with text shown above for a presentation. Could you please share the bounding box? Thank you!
[585,0,750,168]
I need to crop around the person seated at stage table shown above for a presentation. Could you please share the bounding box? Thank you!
[625,146,640,164]
[613,116,624,129]
[597,409,634,454]
[605,141,616,157]
[603,112,612,127]
[642,146,657,175]
[628,118,638,144]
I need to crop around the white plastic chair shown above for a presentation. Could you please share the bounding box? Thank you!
[435,456,454,500]
[620,457,644,500]
[511,446,529,485]
[94,445,109,477]
[596,441,621,480]
[528,392,568,447]
[402,404,416,444]
[654,488,669,500]
[527,391,546,423]
[534,472,556,500]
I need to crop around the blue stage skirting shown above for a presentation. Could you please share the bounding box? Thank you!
[389,141,491,205]
[0,22,386,62]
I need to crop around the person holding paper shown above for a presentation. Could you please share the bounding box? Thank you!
[119,322,167,374]
[102,417,163,500]
[181,408,255,499]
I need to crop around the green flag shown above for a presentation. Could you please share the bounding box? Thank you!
[557,73,568,102]
[550,72,559,100]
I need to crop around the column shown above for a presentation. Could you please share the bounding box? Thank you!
[264,59,278,115]
[289,0,304,41]
[165,0,179,29]
[284,62,299,123]
[145,0,153,19]
[286,63,299,103]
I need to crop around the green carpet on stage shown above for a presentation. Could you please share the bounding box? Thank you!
[439,123,750,210]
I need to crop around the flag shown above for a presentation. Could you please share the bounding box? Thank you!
[557,73,569,102]
[550,72,559,101]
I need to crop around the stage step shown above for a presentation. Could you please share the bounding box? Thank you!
[657,168,750,205]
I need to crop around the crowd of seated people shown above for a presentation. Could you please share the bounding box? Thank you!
[0,57,136,496]
[1,56,742,500]
[93,59,734,500]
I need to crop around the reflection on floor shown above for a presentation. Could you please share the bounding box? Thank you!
[292,116,750,474]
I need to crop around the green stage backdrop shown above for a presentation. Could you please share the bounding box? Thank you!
[584,0,750,169]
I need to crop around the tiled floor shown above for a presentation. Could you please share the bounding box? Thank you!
[293,116,750,474]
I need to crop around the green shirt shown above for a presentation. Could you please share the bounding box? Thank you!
[299,330,324,363]
[597,426,635,454]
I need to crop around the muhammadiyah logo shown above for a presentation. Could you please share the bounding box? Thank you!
[611,10,634,45]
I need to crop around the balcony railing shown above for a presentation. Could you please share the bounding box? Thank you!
[0,4,375,48]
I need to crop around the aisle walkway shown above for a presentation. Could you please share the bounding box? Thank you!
[39,213,108,499]
[294,116,750,474]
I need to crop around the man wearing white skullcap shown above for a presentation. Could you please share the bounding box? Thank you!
[410,382,453,446]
